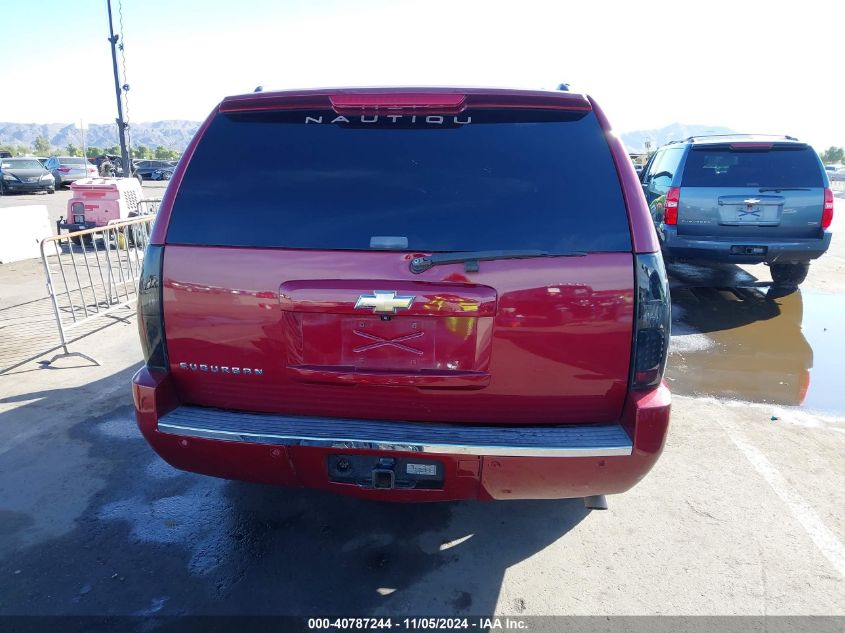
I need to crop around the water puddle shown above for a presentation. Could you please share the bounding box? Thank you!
[667,285,845,415]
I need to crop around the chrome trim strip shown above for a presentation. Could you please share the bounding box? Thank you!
[158,406,632,458]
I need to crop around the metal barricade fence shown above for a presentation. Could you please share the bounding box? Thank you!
[138,198,162,216]
[39,215,155,365]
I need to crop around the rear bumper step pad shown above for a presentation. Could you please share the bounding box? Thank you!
[157,405,633,458]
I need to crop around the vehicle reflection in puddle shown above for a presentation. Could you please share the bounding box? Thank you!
[667,283,845,415]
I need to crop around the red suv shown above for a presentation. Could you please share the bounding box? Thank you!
[134,87,671,504]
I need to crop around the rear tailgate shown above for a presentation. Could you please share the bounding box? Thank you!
[162,95,636,425]
[678,143,826,239]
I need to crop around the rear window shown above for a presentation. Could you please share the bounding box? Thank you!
[681,146,823,188]
[60,157,87,165]
[167,109,632,252]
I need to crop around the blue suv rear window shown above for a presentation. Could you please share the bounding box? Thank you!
[167,109,632,252]
[681,146,823,188]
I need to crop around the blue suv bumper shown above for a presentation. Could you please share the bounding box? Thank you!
[659,227,832,263]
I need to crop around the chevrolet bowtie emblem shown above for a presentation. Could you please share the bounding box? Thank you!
[354,290,416,314]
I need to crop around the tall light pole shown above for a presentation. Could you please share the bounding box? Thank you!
[107,0,129,176]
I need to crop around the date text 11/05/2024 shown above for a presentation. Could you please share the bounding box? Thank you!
[307,617,528,630]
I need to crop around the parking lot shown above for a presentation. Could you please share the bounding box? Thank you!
[0,180,168,238]
[0,185,843,619]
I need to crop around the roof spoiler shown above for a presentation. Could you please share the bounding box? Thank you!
[219,88,592,115]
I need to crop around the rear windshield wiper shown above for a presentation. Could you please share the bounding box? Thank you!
[409,249,586,274]
[758,187,811,192]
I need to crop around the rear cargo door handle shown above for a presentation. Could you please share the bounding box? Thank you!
[279,280,497,316]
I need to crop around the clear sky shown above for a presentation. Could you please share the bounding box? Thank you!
[1,0,843,149]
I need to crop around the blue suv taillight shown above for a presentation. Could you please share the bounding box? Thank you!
[137,245,168,370]
[631,253,671,390]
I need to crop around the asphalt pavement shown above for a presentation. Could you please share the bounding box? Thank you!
[0,190,843,621]
[0,180,168,234]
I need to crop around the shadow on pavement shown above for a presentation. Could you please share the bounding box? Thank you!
[0,310,132,376]
[666,260,767,291]
[0,368,590,617]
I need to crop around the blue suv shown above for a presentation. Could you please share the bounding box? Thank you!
[641,135,834,285]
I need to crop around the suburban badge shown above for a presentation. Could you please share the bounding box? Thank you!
[178,362,263,376]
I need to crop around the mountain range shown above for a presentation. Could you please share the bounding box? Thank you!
[0,120,201,153]
[1,120,734,154]
[620,123,736,153]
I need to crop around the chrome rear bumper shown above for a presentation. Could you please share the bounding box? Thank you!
[157,406,633,458]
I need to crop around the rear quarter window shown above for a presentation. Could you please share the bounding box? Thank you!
[167,109,632,253]
[681,146,823,188]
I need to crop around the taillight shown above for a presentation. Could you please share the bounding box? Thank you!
[729,142,773,150]
[630,253,671,391]
[57,167,72,173]
[822,188,834,230]
[664,187,680,225]
[330,93,467,116]
[137,245,169,370]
